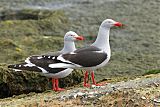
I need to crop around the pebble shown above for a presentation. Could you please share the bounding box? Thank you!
[153,82,159,87]
[73,94,77,99]
[60,95,67,100]
[88,95,95,98]
[56,77,160,102]
[153,98,160,103]
[141,96,146,100]
[91,85,101,88]
[77,92,85,96]
[88,91,94,95]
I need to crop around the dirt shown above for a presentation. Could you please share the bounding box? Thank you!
[0,73,160,107]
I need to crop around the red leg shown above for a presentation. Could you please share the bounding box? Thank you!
[83,71,90,87]
[55,79,65,91]
[91,71,105,86]
[52,78,56,90]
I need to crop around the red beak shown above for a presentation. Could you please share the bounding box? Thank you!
[75,36,84,40]
[114,22,122,27]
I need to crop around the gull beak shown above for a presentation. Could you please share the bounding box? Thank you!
[75,36,84,40]
[114,22,123,27]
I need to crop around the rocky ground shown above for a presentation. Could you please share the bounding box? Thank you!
[0,73,160,107]
[0,0,160,106]
[0,64,83,98]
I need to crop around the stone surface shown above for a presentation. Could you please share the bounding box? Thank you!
[0,64,84,98]
[0,73,160,106]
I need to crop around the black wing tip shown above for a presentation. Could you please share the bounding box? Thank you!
[8,63,26,69]
[8,64,15,68]
[7,63,39,72]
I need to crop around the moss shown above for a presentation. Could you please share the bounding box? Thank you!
[37,10,69,36]
[0,9,54,21]
[0,65,48,98]
[31,36,63,51]
[0,10,70,63]
[0,20,39,37]
[144,69,160,75]
[0,63,84,98]
[0,10,69,38]
[0,39,17,49]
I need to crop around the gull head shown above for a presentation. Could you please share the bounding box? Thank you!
[101,19,122,28]
[64,31,84,41]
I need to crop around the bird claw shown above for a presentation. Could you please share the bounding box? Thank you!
[93,83,107,86]
[83,83,91,87]
[54,88,65,91]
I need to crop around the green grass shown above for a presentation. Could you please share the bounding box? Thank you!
[144,69,160,75]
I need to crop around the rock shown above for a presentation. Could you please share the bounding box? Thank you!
[88,91,94,95]
[153,98,160,103]
[59,70,83,88]
[134,103,139,107]
[0,65,84,98]
[0,9,53,21]
[153,82,159,87]
[141,96,146,100]
[0,65,49,98]
[77,92,85,96]
[88,95,95,98]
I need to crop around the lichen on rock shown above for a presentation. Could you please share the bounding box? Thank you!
[0,64,84,98]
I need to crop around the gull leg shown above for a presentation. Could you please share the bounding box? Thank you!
[91,71,105,86]
[55,79,65,91]
[52,78,56,90]
[83,71,90,87]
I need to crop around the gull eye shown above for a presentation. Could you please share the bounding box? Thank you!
[70,35,74,37]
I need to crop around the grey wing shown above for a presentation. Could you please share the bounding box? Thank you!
[62,51,107,67]
[74,46,101,53]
